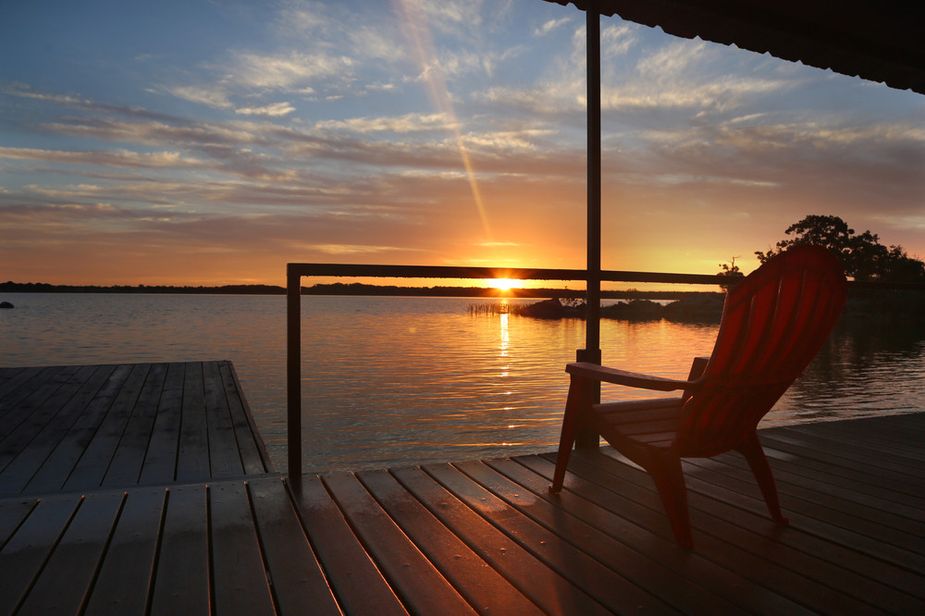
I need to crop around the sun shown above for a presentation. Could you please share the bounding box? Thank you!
[487,278,521,292]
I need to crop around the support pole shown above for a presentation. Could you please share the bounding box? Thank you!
[577,4,602,451]
[286,265,302,482]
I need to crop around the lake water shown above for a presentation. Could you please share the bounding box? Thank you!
[2,293,924,472]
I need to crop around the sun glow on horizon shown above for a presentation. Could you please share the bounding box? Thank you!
[487,277,523,292]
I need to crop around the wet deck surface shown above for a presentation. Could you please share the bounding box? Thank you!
[1,363,923,614]
[0,362,271,497]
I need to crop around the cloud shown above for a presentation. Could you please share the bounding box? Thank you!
[473,84,581,115]
[534,17,571,37]
[364,82,398,93]
[475,34,793,117]
[462,128,555,151]
[230,51,352,90]
[166,85,232,109]
[418,0,485,38]
[315,112,457,133]
[235,102,296,117]
[0,146,203,169]
[601,23,636,56]
[3,83,183,123]
[276,3,327,33]
[301,243,418,255]
[479,240,519,247]
[601,76,790,112]
[637,39,707,78]
[1,85,85,106]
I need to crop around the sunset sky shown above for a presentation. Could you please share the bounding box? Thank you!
[2,0,923,286]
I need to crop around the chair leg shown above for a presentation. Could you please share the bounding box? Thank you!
[550,377,590,493]
[649,453,694,549]
[737,432,789,525]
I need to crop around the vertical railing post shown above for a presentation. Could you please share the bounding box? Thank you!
[287,264,302,482]
[577,4,602,451]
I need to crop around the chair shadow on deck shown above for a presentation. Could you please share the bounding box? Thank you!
[550,246,847,548]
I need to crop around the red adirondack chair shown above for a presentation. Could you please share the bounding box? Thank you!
[550,245,846,548]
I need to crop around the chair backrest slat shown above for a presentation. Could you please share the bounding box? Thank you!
[678,246,846,455]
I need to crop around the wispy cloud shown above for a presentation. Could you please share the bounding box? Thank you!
[637,39,707,78]
[0,147,203,169]
[534,17,571,37]
[235,102,295,117]
[601,23,636,56]
[315,112,456,133]
[166,84,232,109]
[479,240,520,247]
[301,243,420,255]
[231,51,352,90]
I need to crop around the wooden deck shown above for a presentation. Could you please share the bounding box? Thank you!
[1,363,924,614]
[0,362,271,496]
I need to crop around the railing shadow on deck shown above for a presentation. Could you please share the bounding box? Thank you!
[284,262,925,481]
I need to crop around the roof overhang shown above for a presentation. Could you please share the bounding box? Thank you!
[544,0,925,95]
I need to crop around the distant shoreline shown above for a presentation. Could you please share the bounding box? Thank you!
[0,281,718,300]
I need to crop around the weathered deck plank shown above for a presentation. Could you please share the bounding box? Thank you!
[0,367,56,419]
[17,491,124,615]
[323,471,475,614]
[425,462,674,614]
[0,367,44,405]
[0,362,271,496]
[204,361,245,479]
[292,475,408,616]
[210,481,275,616]
[497,455,803,613]
[149,484,210,615]
[220,362,270,475]
[0,497,35,548]
[391,464,613,615]
[0,365,90,454]
[358,468,544,616]
[247,477,341,616]
[581,451,917,613]
[0,494,81,614]
[177,362,211,482]
[101,363,169,487]
[63,364,152,491]
[139,362,187,485]
[0,363,923,615]
[0,365,115,494]
[22,365,134,495]
[459,458,736,614]
[83,487,165,616]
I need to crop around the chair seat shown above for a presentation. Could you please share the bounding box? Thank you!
[593,397,683,448]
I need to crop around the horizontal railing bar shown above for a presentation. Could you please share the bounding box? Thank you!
[287,263,730,285]
[288,263,587,280]
[288,262,925,290]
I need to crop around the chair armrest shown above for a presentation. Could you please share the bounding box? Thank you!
[681,357,710,402]
[566,362,700,392]
[688,357,710,380]
[683,356,710,402]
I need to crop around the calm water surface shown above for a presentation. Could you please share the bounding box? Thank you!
[2,293,923,472]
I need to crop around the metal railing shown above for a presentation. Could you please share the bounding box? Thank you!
[285,262,741,480]
[285,263,925,479]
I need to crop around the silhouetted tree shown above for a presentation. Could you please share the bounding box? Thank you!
[756,214,925,282]
[717,257,744,290]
